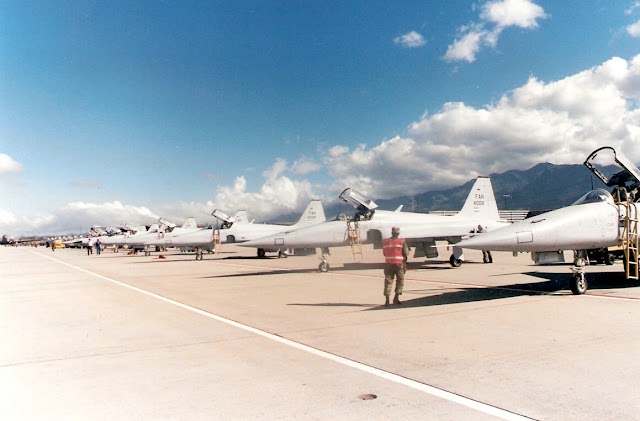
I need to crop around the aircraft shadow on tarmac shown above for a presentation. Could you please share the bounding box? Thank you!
[289,279,566,311]
[525,270,639,290]
[378,270,638,310]
[200,261,455,279]
[367,286,545,310]
[201,268,320,279]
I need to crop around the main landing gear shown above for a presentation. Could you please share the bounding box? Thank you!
[448,246,464,267]
[319,247,330,272]
[449,254,462,267]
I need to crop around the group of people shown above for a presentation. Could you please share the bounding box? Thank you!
[86,238,102,255]
[381,225,493,307]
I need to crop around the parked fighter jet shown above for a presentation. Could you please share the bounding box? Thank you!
[241,177,509,271]
[63,225,112,248]
[62,224,155,250]
[144,200,326,260]
[457,146,640,295]
[121,217,199,254]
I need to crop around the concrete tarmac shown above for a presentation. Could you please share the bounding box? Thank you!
[2,244,640,420]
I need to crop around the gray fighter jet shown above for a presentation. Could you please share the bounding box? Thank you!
[241,177,509,271]
[457,146,640,294]
[143,200,326,260]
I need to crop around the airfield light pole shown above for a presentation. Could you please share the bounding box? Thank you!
[503,194,511,210]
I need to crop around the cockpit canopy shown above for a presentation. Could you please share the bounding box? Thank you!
[339,188,378,210]
[571,189,615,206]
[212,209,235,228]
[211,209,234,223]
[158,217,177,229]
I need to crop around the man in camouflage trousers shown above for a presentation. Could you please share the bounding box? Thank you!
[382,227,410,306]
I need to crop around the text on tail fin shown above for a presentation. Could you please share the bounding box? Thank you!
[296,200,326,226]
[458,177,500,219]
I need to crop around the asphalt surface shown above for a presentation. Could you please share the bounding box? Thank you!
[2,244,639,420]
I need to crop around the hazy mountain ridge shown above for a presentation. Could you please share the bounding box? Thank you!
[375,163,607,213]
[272,163,610,223]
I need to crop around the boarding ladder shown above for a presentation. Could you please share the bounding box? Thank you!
[213,229,222,254]
[347,220,363,261]
[618,191,639,280]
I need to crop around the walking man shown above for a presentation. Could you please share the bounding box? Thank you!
[476,225,493,263]
[382,227,410,306]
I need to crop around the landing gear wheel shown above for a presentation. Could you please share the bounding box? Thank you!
[570,273,587,295]
[319,261,330,272]
[605,253,615,265]
[449,254,462,268]
[483,255,490,263]
[257,248,266,258]
[278,251,288,258]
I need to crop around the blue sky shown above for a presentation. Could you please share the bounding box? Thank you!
[2,0,640,235]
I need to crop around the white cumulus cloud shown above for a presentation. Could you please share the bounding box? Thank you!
[627,20,640,37]
[444,26,487,63]
[626,2,640,15]
[394,31,426,48]
[209,159,321,221]
[0,153,23,175]
[445,0,547,63]
[323,55,640,198]
[481,0,546,29]
[0,201,160,236]
[291,157,321,175]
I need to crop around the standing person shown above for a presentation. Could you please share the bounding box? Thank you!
[382,227,410,306]
[87,238,94,255]
[476,225,493,263]
[95,239,101,255]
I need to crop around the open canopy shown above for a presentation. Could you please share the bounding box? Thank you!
[338,188,378,211]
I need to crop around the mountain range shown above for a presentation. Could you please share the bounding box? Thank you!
[296,163,611,223]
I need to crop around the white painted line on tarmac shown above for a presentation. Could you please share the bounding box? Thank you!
[30,249,531,420]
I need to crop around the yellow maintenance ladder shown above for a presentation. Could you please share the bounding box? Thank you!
[347,220,363,261]
[620,198,639,280]
[213,229,222,254]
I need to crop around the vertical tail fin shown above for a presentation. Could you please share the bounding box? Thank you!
[293,200,326,227]
[458,177,500,220]
[181,217,197,230]
[233,210,249,224]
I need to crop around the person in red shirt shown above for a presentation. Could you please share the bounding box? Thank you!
[382,227,410,306]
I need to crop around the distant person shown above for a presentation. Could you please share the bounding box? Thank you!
[87,238,94,255]
[476,225,493,263]
[382,227,410,306]
[95,239,101,255]
[51,240,55,252]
